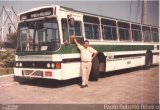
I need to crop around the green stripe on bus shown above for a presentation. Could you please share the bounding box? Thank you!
[16,44,154,55]
[60,44,154,53]
[91,45,154,52]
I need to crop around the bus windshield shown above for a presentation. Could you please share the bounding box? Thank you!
[17,18,60,52]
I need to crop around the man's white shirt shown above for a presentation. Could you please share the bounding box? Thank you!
[77,44,97,62]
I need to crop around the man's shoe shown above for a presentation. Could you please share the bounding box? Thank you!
[81,85,85,88]
[81,85,86,88]
[80,84,88,88]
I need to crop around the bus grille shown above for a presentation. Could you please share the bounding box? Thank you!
[22,70,43,77]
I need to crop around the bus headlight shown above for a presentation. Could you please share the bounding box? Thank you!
[16,62,19,67]
[19,62,22,67]
[47,63,51,68]
[51,63,55,68]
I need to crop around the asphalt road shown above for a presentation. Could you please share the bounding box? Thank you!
[0,65,159,106]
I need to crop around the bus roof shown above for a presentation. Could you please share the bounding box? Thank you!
[60,6,159,28]
[18,5,57,15]
[18,5,159,28]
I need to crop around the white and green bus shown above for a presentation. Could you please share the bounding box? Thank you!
[14,5,159,81]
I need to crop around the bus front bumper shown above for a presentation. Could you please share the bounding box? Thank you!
[14,68,62,80]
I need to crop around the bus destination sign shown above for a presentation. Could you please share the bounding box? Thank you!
[20,8,53,20]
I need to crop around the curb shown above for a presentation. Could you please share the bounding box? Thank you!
[0,74,14,78]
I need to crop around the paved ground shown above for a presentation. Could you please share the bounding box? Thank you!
[0,65,159,105]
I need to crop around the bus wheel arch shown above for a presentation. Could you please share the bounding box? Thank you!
[89,52,106,81]
[144,50,153,69]
[97,52,106,72]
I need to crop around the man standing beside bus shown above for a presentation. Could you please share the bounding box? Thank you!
[72,36,98,88]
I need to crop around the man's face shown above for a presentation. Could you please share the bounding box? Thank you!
[83,41,89,49]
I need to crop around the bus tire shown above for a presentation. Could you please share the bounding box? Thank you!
[144,52,152,69]
[89,57,99,81]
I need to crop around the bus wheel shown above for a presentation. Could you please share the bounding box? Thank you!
[144,52,152,69]
[89,57,99,81]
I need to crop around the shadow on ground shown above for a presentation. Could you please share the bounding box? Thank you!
[19,77,82,88]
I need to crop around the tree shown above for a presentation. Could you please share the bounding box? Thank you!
[0,50,15,67]
[5,32,17,48]
[0,39,4,49]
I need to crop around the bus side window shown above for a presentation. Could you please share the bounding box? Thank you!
[102,26,112,40]
[132,30,142,41]
[143,31,151,42]
[62,18,82,44]
[131,24,142,42]
[62,19,69,43]
[101,18,117,41]
[152,32,159,42]
[151,28,159,42]
[142,26,152,42]
[83,15,100,40]
[69,21,82,36]
[118,22,130,41]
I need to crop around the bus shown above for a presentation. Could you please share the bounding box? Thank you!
[14,5,159,81]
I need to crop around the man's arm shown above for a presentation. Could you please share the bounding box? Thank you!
[92,52,98,60]
[90,47,98,60]
[72,35,79,45]
[72,35,83,50]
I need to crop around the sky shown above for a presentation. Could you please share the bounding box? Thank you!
[0,0,159,27]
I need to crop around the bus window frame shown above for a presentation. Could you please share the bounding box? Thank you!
[131,24,142,42]
[142,26,152,42]
[151,31,159,42]
[118,21,131,42]
[118,27,131,41]
[61,18,83,44]
[84,22,101,40]
[83,15,101,41]
[101,24,118,41]
[131,29,142,42]
[100,18,117,41]
[151,27,159,43]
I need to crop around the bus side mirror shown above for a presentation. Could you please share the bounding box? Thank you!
[67,15,75,27]
[69,18,75,27]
